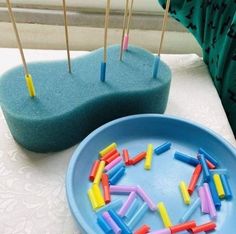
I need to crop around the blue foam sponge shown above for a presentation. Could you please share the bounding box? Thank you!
[0,45,171,152]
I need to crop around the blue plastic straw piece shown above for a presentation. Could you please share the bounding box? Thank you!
[152,55,160,79]
[97,214,113,234]
[220,174,233,200]
[208,177,221,210]
[127,203,148,230]
[154,142,171,155]
[103,211,121,233]
[125,198,140,222]
[100,62,107,82]
[107,161,124,178]
[210,169,229,176]
[174,151,199,167]
[108,209,132,234]
[179,197,201,223]
[110,167,126,185]
[198,154,210,182]
[96,199,123,214]
[198,148,219,167]
[196,174,204,189]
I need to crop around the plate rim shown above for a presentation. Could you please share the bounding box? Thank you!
[66,114,236,233]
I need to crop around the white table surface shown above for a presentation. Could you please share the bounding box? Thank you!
[0,48,235,234]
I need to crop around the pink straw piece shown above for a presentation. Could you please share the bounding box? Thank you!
[118,191,136,217]
[149,229,171,234]
[105,157,122,172]
[136,186,156,211]
[102,211,121,234]
[198,186,209,214]
[203,183,217,219]
[123,34,129,51]
[110,185,137,194]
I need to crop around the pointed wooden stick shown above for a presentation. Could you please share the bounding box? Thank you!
[126,0,134,36]
[158,0,171,56]
[62,0,71,73]
[119,0,129,61]
[152,0,171,79]
[104,0,111,63]
[6,0,29,75]
[100,0,111,82]
[122,0,134,51]
[6,0,36,97]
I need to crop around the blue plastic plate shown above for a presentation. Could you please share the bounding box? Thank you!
[66,114,236,233]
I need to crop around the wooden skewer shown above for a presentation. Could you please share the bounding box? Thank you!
[100,0,111,82]
[119,0,129,61]
[6,0,29,76]
[6,0,36,97]
[62,0,71,73]
[158,0,171,56]
[104,0,111,63]
[126,0,134,36]
[152,0,171,79]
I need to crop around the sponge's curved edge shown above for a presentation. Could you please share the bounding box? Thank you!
[1,79,171,152]
[0,45,172,152]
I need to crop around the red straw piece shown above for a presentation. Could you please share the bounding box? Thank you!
[170,220,196,233]
[102,148,118,161]
[105,152,120,164]
[188,164,202,195]
[206,160,216,169]
[89,160,100,181]
[190,222,216,233]
[122,149,130,165]
[134,224,150,234]
[102,174,111,204]
[127,159,134,165]
[131,152,146,165]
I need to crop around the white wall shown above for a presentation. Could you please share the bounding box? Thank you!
[0,0,162,12]
[0,0,202,55]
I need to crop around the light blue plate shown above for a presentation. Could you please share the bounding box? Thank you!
[66,114,235,234]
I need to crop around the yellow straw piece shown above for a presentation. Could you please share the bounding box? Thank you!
[93,160,106,184]
[25,74,36,97]
[144,144,153,170]
[213,173,225,199]
[179,181,191,205]
[99,143,117,157]
[157,202,173,228]
[92,184,105,208]
[87,187,99,210]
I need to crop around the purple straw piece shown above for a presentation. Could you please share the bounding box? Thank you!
[125,197,139,221]
[102,211,121,234]
[198,186,209,214]
[136,186,156,211]
[110,185,137,194]
[203,183,217,219]
[118,191,137,217]
[149,229,171,234]
[105,157,122,172]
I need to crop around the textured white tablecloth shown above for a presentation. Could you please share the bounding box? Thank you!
[0,49,235,234]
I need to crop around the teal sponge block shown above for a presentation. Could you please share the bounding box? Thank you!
[0,45,171,152]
